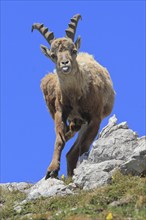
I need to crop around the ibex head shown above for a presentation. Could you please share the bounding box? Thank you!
[32,14,82,74]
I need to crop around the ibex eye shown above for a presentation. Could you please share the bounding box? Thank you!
[72,49,77,55]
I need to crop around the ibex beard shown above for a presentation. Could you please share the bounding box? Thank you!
[32,14,115,179]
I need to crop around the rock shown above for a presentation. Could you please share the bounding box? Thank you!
[67,182,77,190]
[13,178,76,210]
[26,177,74,201]
[89,121,138,163]
[98,114,118,138]
[77,152,89,166]
[109,197,131,207]
[14,205,23,214]
[0,182,32,193]
[73,115,146,190]
[73,160,123,190]
[120,136,146,175]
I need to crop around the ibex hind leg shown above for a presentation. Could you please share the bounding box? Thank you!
[66,142,80,177]
[66,122,89,176]
[66,118,101,176]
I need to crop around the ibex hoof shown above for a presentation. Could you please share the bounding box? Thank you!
[45,170,58,180]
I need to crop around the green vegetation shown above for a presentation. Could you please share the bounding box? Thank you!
[0,171,146,220]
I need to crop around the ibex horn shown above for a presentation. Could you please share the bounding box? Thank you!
[31,23,55,45]
[65,14,82,41]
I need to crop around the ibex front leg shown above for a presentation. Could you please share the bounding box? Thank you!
[45,111,66,179]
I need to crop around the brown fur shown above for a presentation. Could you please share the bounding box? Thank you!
[40,37,115,178]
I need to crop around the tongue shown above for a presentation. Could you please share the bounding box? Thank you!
[62,66,69,72]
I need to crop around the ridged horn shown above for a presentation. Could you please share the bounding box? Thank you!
[65,14,82,41]
[31,23,55,45]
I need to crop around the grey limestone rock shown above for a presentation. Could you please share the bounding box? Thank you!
[26,177,74,201]
[13,177,76,210]
[89,118,138,163]
[73,159,123,190]
[120,136,146,175]
[0,182,32,193]
[73,115,146,190]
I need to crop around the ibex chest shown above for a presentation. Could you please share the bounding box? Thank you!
[62,91,90,123]
[59,74,91,120]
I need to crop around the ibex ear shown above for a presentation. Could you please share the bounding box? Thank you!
[40,44,56,63]
[40,44,51,58]
[75,36,81,50]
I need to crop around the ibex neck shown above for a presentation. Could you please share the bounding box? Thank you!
[57,63,89,99]
[58,64,80,91]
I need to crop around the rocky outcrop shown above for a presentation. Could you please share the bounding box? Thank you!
[73,115,146,190]
[11,178,77,214]
[120,136,146,176]
[73,159,123,190]
[0,182,32,192]
[1,115,145,200]
[26,178,76,200]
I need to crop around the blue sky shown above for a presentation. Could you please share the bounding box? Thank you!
[1,1,145,183]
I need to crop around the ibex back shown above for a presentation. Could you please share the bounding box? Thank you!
[32,14,115,179]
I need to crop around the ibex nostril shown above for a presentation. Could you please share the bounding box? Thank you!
[62,60,69,65]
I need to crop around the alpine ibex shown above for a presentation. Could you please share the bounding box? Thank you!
[32,14,115,179]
